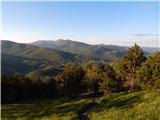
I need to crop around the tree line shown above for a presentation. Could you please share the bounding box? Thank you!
[2,44,160,103]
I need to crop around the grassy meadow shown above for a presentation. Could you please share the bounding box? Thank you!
[2,90,160,120]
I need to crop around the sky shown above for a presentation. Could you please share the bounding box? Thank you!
[1,1,159,47]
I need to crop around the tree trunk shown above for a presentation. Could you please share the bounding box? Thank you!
[130,78,136,92]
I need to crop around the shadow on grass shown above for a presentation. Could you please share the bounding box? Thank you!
[1,97,89,120]
[97,92,143,112]
[2,91,144,120]
[108,95,140,108]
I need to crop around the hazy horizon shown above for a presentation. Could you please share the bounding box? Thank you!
[1,39,160,49]
[1,1,159,47]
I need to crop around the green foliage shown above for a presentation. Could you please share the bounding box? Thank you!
[99,64,117,96]
[59,63,85,99]
[137,52,160,89]
[1,74,57,103]
[85,63,102,94]
[114,44,146,91]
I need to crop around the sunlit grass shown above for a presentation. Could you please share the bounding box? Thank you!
[2,90,160,120]
[89,90,160,120]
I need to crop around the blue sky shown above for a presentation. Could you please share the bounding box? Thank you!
[1,1,159,47]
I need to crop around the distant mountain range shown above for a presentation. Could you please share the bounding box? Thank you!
[1,39,159,75]
[141,47,159,53]
[31,39,128,61]
[31,39,159,55]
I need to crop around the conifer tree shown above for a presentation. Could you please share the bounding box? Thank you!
[100,63,116,96]
[85,63,101,94]
[60,63,85,99]
[137,52,160,89]
[115,44,146,91]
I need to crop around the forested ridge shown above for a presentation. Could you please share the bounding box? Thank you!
[2,44,160,103]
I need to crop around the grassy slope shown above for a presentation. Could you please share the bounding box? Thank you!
[2,90,160,120]
[90,90,160,120]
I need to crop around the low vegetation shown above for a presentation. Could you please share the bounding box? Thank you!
[2,90,160,120]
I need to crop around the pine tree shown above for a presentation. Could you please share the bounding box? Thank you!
[99,63,116,96]
[60,63,85,99]
[85,63,101,94]
[137,52,160,89]
[115,44,146,91]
